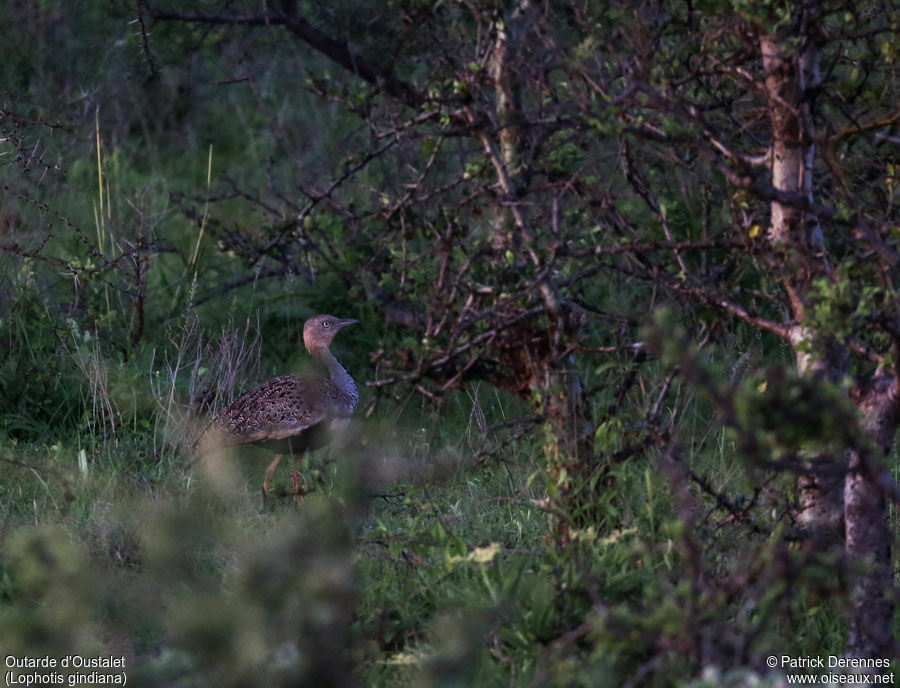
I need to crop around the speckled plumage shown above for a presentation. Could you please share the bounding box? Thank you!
[207,373,354,446]
[195,314,358,493]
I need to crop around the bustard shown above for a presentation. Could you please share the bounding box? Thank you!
[195,314,358,499]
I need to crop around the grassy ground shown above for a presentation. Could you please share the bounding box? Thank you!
[0,312,893,687]
[1,3,896,680]
[0,360,560,683]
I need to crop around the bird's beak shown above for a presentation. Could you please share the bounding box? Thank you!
[338,318,358,328]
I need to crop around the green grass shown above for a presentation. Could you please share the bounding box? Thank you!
[4,289,899,687]
[0,381,874,687]
[0,262,894,687]
[2,2,898,682]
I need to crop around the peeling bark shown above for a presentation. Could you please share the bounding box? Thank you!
[845,370,899,658]
[761,11,896,655]
[762,14,845,547]
[761,18,828,315]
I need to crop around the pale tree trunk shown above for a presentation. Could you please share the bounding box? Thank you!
[761,10,895,656]
[761,13,845,547]
[845,370,899,657]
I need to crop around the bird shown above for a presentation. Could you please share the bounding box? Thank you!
[195,314,359,500]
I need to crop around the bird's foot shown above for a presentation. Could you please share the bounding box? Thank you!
[290,469,306,504]
[263,455,282,495]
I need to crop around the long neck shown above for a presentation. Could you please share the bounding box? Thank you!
[315,346,359,409]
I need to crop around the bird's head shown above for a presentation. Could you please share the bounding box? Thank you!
[303,314,357,353]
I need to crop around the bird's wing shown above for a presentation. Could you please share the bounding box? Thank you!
[206,374,331,447]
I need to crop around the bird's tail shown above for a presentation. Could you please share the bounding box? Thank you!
[190,419,222,460]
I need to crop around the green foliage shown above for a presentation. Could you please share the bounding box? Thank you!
[735,368,860,457]
[3,0,900,685]
[0,273,83,437]
[807,261,887,341]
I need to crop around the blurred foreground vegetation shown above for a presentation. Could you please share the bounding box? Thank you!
[1,1,899,686]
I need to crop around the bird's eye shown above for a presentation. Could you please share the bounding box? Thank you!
[323,320,331,328]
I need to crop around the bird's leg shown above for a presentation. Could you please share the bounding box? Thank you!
[263,454,283,493]
[290,468,305,503]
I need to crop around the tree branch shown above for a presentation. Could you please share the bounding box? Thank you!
[149,5,420,105]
